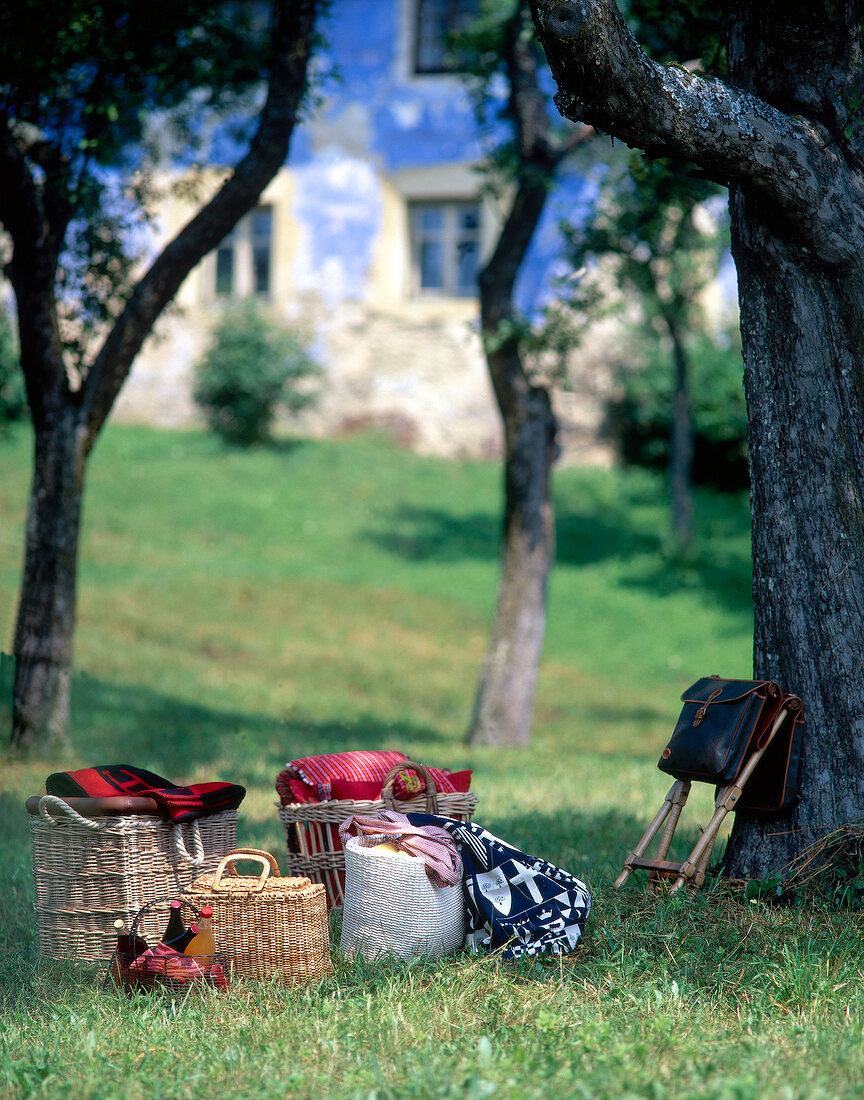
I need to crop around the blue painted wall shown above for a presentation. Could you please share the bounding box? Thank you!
[287,0,586,313]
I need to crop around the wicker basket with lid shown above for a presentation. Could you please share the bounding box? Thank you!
[184,847,331,984]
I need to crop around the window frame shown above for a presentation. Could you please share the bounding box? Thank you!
[412,0,479,76]
[408,199,481,299]
[211,204,274,300]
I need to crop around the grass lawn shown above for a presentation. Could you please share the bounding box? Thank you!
[1,423,861,1100]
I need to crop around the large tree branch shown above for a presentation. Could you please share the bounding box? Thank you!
[509,5,593,170]
[0,120,70,424]
[79,0,320,443]
[529,0,864,268]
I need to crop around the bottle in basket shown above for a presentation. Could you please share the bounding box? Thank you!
[161,900,187,947]
[109,918,148,984]
[183,905,216,963]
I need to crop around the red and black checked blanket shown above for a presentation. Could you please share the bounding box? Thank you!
[46,764,245,823]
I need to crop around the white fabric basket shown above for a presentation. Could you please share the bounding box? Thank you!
[339,836,464,961]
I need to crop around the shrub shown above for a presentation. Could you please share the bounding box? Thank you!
[193,300,320,445]
[0,309,26,436]
[607,328,749,492]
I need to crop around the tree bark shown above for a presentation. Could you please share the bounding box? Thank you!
[665,315,693,552]
[721,4,864,876]
[469,330,558,747]
[467,7,591,747]
[468,172,559,747]
[530,0,864,873]
[12,417,87,749]
[6,0,321,749]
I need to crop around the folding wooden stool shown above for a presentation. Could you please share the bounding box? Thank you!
[615,678,803,893]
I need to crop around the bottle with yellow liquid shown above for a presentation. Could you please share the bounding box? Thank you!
[183,905,216,963]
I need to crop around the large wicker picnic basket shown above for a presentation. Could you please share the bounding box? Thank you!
[277,761,478,909]
[27,794,238,963]
[184,848,331,984]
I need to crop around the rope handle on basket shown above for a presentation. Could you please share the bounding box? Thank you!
[210,848,281,893]
[37,794,107,830]
[36,795,205,870]
[171,820,205,867]
[381,760,439,814]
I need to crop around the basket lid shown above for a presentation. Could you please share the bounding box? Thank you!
[186,872,320,898]
[185,848,320,898]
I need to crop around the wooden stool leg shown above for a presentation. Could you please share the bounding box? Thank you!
[670,782,738,891]
[615,780,690,889]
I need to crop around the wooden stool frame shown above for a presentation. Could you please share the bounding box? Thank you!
[615,705,793,892]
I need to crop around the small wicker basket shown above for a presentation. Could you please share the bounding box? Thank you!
[27,794,238,963]
[108,896,230,997]
[278,761,477,908]
[184,848,332,985]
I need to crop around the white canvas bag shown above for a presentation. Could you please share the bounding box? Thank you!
[339,835,464,960]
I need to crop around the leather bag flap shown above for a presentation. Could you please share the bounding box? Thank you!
[680,677,778,707]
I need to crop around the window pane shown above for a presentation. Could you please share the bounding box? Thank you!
[420,240,443,288]
[215,247,233,295]
[456,239,478,291]
[418,206,443,232]
[253,247,270,295]
[415,0,478,73]
[458,206,479,231]
[415,0,448,72]
[252,206,272,240]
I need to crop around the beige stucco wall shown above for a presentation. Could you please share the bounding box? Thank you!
[112,163,613,465]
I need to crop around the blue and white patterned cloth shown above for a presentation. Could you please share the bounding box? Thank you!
[407,814,591,959]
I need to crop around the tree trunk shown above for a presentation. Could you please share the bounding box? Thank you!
[722,206,864,878]
[469,356,557,746]
[12,415,87,750]
[720,3,864,878]
[530,0,864,874]
[666,318,693,552]
[464,3,593,747]
[4,0,320,749]
[467,169,559,747]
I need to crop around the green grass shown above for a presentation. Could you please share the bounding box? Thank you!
[2,423,861,1100]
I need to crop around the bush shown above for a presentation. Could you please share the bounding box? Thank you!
[193,300,320,445]
[0,309,26,436]
[607,328,749,492]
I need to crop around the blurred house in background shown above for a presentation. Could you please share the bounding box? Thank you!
[114,0,611,462]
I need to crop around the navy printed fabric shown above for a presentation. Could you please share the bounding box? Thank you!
[407,813,591,959]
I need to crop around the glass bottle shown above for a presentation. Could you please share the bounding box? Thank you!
[161,900,187,948]
[183,905,216,961]
[113,917,148,962]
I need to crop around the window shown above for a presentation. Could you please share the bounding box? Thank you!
[212,205,273,298]
[409,201,480,297]
[414,0,479,74]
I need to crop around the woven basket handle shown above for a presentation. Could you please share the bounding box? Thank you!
[37,794,107,830]
[381,760,439,814]
[129,895,202,943]
[211,848,280,893]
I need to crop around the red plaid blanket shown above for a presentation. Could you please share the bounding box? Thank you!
[275,750,471,804]
[46,765,245,822]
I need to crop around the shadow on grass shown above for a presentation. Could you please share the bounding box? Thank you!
[368,487,752,615]
[367,505,659,567]
[216,435,304,456]
[473,802,709,884]
[65,673,452,786]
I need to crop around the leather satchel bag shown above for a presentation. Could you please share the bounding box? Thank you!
[657,676,804,812]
